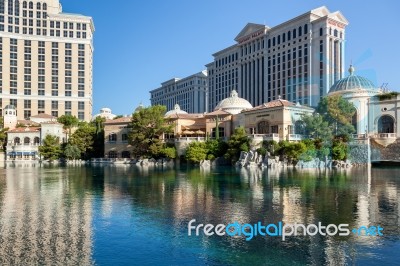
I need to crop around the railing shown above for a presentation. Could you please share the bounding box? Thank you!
[250,134,280,141]
[374,133,397,138]
[288,134,307,141]
[7,143,41,146]
[175,137,206,142]
[352,134,367,139]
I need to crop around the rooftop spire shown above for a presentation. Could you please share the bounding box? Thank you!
[349,64,355,76]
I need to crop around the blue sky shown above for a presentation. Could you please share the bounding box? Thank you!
[61,0,400,115]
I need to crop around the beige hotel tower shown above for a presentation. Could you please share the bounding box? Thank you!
[0,0,94,121]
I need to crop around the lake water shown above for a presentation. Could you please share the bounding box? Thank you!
[0,165,399,265]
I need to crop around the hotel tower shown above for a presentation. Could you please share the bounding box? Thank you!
[0,0,94,121]
[207,6,348,110]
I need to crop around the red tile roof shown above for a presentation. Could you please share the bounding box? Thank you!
[104,117,132,124]
[8,127,40,133]
[30,113,56,119]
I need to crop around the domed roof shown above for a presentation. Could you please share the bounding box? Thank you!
[329,65,378,94]
[165,104,188,116]
[214,90,253,114]
[134,102,144,113]
[92,107,116,120]
[4,104,16,110]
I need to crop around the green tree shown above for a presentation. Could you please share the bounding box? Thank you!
[316,95,356,137]
[57,114,79,136]
[0,128,8,151]
[276,141,307,163]
[63,144,81,160]
[185,142,207,163]
[113,115,124,120]
[225,127,250,163]
[39,135,61,161]
[90,116,106,158]
[301,114,332,142]
[205,139,228,160]
[332,138,348,160]
[69,122,96,159]
[161,146,177,159]
[128,105,172,158]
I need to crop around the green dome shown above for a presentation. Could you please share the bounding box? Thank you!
[329,66,378,94]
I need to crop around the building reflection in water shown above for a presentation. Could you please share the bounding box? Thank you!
[0,168,93,265]
[111,165,400,264]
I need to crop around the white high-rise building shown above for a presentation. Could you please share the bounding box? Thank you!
[0,0,94,121]
[207,6,348,110]
[150,70,208,113]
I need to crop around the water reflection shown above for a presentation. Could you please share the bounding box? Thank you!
[0,167,94,265]
[0,165,399,265]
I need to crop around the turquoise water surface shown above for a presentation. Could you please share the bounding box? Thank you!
[0,165,399,265]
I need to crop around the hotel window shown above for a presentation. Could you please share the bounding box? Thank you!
[65,91,71,97]
[38,100,45,109]
[24,99,31,108]
[10,99,17,107]
[78,112,84,120]
[24,110,31,119]
[65,101,71,110]
[78,101,84,110]
[51,101,58,109]
[51,90,58,96]
[51,111,58,117]
[24,89,31,95]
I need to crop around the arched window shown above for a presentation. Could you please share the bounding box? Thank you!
[295,121,306,135]
[24,137,30,144]
[334,29,338,37]
[293,29,296,39]
[319,28,323,36]
[282,33,285,43]
[304,24,308,34]
[23,1,27,8]
[14,0,19,16]
[14,137,20,144]
[108,151,118,158]
[257,121,270,134]
[272,37,275,46]
[298,26,302,36]
[378,115,394,133]
[28,1,33,9]
[287,31,291,41]
[8,0,14,15]
[34,137,40,144]
[36,2,40,9]
[109,133,117,142]
[43,3,47,10]
[121,151,131,159]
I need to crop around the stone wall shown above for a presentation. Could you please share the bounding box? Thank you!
[371,139,400,161]
[348,143,370,165]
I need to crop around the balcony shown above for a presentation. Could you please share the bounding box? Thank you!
[287,134,307,141]
[250,134,280,143]
[373,133,397,139]
[371,133,397,147]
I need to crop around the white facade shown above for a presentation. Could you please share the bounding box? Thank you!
[6,121,65,160]
[0,0,94,121]
[150,70,208,113]
[207,6,348,110]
